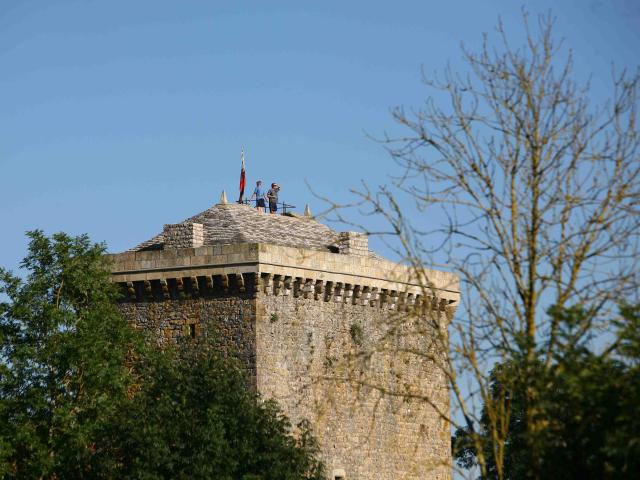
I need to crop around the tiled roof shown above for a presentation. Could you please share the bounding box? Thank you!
[130,202,341,252]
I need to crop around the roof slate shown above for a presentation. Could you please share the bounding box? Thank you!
[130,202,341,252]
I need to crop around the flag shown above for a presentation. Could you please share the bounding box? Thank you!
[238,147,246,203]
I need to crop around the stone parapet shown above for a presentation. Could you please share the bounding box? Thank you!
[108,243,460,307]
[257,244,459,303]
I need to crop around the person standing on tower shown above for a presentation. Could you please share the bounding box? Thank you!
[248,180,266,212]
[267,183,280,214]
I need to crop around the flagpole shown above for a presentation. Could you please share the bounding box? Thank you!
[238,147,246,203]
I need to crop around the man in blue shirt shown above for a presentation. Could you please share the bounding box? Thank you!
[248,180,266,212]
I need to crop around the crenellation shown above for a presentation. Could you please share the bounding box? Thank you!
[314,279,324,301]
[370,287,380,307]
[262,273,273,295]
[159,278,170,299]
[344,283,354,303]
[379,288,389,306]
[254,272,263,292]
[220,274,229,294]
[126,281,136,300]
[389,290,398,310]
[189,276,200,296]
[293,277,303,298]
[175,277,184,296]
[353,284,362,303]
[303,278,314,299]
[333,281,343,303]
[398,291,407,311]
[360,286,371,306]
[143,280,152,300]
[236,273,246,293]
[273,274,283,295]
[283,276,292,296]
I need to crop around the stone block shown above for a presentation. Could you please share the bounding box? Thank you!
[162,223,204,249]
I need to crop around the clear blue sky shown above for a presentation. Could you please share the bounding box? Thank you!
[1,0,638,271]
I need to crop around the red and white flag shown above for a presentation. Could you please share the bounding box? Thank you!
[238,147,246,203]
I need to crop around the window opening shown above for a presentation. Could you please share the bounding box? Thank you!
[332,469,346,480]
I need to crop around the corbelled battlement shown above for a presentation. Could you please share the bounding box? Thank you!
[109,242,459,308]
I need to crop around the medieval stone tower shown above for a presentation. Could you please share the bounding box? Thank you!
[108,197,460,480]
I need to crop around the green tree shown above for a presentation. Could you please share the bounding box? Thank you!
[0,231,325,479]
[0,230,139,478]
[110,337,325,480]
[452,304,640,479]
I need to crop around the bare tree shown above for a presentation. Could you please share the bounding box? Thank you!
[319,13,639,479]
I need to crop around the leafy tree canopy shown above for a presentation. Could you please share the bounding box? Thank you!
[452,304,640,480]
[108,337,325,480]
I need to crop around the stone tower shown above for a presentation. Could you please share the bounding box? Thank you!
[108,199,460,480]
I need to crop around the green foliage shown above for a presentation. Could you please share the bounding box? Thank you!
[349,323,363,346]
[0,231,325,479]
[270,313,278,323]
[108,337,325,480]
[452,305,640,480]
[0,230,139,478]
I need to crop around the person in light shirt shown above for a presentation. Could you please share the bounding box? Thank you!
[248,180,266,212]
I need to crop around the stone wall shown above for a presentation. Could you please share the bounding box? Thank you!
[256,292,451,480]
[117,293,257,381]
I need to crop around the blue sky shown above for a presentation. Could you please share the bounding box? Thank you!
[1,0,638,271]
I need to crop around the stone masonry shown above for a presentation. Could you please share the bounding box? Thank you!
[162,222,204,249]
[109,201,460,480]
